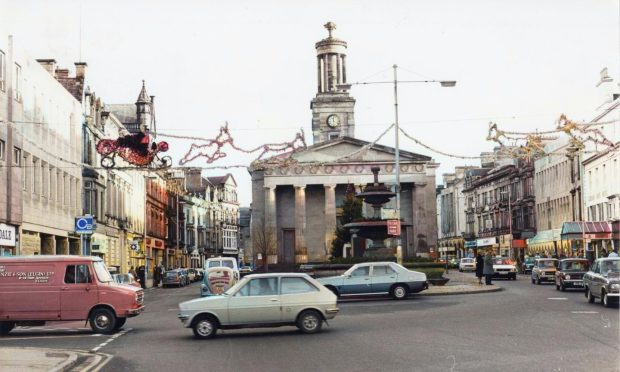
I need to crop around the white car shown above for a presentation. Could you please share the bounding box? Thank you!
[493,257,517,280]
[179,273,338,339]
[459,258,476,272]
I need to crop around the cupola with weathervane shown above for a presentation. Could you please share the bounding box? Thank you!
[311,22,356,144]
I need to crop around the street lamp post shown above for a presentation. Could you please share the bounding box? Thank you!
[501,189,513,259]
[338,66,455,260]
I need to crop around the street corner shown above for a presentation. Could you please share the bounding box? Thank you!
[0,346,112,372]
[420,283,502,296]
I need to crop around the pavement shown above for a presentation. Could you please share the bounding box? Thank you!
[0,270,502,372]
[0,347,110,372]
[421,269,502,295]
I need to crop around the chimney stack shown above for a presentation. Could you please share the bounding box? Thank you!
[75,62,87,80]
[36,59,57,77]
[55,69,69,78]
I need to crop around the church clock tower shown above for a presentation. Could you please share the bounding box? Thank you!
[311,22,356,144]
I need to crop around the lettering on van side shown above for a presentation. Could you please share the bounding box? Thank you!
[0,270,55,283]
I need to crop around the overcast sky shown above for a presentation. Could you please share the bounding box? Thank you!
[2,0,619,206]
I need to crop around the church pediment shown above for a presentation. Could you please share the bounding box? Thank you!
[292,137,431,163]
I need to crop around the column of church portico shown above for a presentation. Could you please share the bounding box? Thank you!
[294,185,307,254]
[411,183,429,255]
[264,186,276,229]
[324,184,337,258]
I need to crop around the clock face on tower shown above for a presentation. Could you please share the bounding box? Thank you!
[326,114,341,128]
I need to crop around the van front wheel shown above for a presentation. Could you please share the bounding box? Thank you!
[0,321,15,336]
[89,308,117,334]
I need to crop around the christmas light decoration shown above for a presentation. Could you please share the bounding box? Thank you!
[158,122,307,166]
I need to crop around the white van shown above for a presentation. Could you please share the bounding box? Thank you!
[205,257,239,279]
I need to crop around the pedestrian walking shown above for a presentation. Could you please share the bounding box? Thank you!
[137,265,146,289]
[483,251,495,285]
[475,253,484,285]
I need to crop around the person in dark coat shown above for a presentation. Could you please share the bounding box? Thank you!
[136,265,146,289]
[483,251,495,285]
[475,253,484,285]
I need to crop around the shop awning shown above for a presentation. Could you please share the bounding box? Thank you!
[561,221,612,240]
[527,229,561,246]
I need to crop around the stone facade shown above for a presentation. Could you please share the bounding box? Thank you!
[251,137,439,263]
[0,36,83,257]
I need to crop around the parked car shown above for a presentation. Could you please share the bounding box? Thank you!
[239,266,253,277]
[112,273,141,288]
[163,269,186,288]
[178,273,339,339]
[179,269,190,286]
[583,257,620,307]
[195,269,205,281]
[187,268,198,282]
[317,262,427,300]
[0,256,144,335]
[522,257,535,274]
[492,257,517,280]
[555,258,589,291]
[531,258,558,285]
[459,258,476,272]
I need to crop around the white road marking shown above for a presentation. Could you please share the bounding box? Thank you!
[167,308,178,311]
[571,311,599,314]
[547,297,568,300]
[90,328,132,353]
[0,335,94,341]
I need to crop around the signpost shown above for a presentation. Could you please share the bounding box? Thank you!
[75,216,95,255]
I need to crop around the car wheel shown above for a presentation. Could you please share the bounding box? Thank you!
[114,317,127,330]
[586,287,595,303]
[602,291,613,308]
[89,308,117,334]
[297,310,323,334]
[192,315,218,339]
[391,284,409,300]
[326,286,339,297]
[0,321,15,336]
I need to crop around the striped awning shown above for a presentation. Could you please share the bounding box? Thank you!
[561,221,612,240]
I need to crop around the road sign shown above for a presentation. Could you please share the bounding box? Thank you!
[387,220,401,236]
[75,216,95,234]
[130,241,140,251]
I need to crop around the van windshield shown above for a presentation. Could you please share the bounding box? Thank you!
[94,261,113,283]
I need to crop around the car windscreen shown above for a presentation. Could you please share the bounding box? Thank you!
[600,260,620,275]
[165,272,178,278]
[562,261,589,271]
[93,261,113,283]
[539,260,556,268]
[208,261,221,268]
[494,258,513,265]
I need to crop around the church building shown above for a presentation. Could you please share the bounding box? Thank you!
[250,23,439,263]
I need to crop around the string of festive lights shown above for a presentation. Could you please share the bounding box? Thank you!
[153,122,307,165]
[398,127,482,159]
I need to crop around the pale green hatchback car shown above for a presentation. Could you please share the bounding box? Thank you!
[178,273,339,339]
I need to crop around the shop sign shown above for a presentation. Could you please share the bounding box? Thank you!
[0,224,16,247]
[476,237,496,246]
[387,220,401,236]
[464,241,477,248]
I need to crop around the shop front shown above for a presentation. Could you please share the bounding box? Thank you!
[527,229,571,257]
[146,236,165,268]
[0,223,17,256]
[127,232,145,270]
[561,221,612,261]
[464,240,477,258]
[476,237,497,255]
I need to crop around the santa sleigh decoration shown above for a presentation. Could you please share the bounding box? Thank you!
[96,131,172,169]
